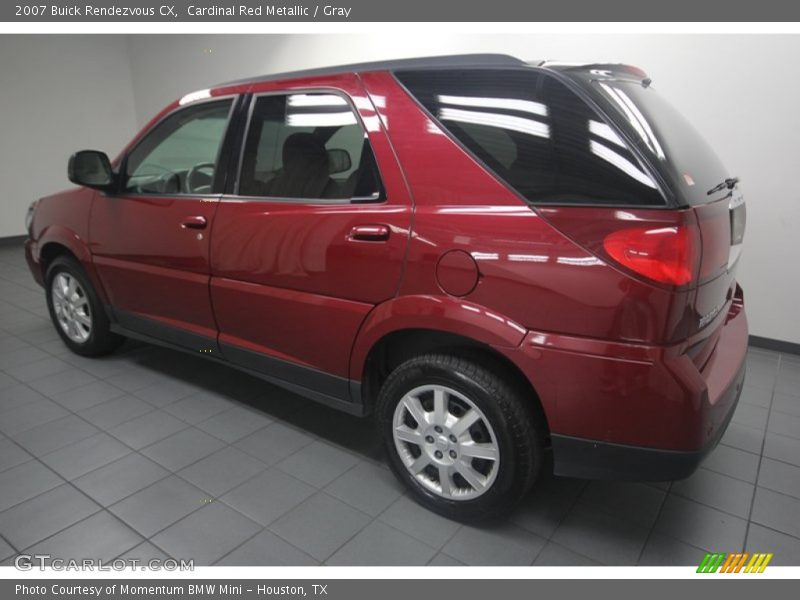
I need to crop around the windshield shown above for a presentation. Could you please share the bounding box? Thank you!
[592,80,731,206]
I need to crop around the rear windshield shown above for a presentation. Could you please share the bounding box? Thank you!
[590,80,730,206]
[395,69,666,207]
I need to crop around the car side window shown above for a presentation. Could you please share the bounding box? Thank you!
[123,99,233,195]
[238,93,381,200]
[395,69,666,207]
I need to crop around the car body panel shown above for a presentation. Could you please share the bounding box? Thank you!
[349,294,529,382]
[498,286,747,453]
[89,194,222,345]
[25,187,106,299]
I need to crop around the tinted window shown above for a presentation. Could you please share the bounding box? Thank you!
[238,93,381,200]
[124,100,233,195]
[592,80,730,205]
[395,69,665,206]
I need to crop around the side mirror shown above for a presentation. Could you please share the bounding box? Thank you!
[68,150,115,190]
[327,148,352,175]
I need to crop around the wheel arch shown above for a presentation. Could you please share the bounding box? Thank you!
[40,241,80,271]
[350,295,528,376]
[38,232,109,304]
[357,326,550,442]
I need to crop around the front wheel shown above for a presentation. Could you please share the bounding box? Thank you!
[45,256,124,357]
[376,354,544,521]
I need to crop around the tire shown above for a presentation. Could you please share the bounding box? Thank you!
[45,256,124,357]
[376,353,544,521]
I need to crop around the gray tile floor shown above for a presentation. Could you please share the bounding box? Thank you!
[1,243,800,566]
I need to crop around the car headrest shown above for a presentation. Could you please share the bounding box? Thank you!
[327,148,352,174]
[282,133,329,174]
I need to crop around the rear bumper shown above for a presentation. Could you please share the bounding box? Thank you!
[550,357,745,480]
[500,285,749,481]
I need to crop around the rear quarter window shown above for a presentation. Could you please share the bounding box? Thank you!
[394,69,666,207]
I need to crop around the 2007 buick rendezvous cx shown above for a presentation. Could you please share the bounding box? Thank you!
[25,54,747,519]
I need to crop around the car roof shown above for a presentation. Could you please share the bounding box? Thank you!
[211,54,649,95]
[216,53,533,88]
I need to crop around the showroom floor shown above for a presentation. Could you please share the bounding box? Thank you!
[1,243,799,567]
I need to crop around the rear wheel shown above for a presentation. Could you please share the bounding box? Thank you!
[45,256,124,357]
[377,354,544,521]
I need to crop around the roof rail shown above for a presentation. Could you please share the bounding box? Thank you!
[216,53,527,88]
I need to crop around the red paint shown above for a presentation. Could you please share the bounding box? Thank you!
[89,194,221,339]
[25,62,748,466]
[349,294,529,378]
[26,187,108,301]
[211,276,372,376]
[496,293,747,451]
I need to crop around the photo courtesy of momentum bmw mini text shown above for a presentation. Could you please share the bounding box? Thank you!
[16,584,319,595]
[0,0,799,597]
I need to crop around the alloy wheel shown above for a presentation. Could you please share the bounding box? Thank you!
[51,272,92,343]
[392,384,500,500]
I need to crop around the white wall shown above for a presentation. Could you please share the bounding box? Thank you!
[3,34,799,345]
[0,36,138,238]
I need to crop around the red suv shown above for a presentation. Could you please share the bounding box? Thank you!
[25,54,748,520]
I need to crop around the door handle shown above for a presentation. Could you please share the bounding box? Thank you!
[349,224,390,242]
[181,216,207,230]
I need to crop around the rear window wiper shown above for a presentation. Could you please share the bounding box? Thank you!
[707,176,739,195]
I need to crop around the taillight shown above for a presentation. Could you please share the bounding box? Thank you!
[603,225,699,286]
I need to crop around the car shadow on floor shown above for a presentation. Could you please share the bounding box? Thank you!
[109,338,385,459]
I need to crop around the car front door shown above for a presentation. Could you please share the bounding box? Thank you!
[209,75,412,409]
[90,96,237,354]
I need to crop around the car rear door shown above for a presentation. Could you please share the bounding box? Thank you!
[209,74,412,409]
[90,96,239,354]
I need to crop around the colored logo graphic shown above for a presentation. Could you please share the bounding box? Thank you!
[697,552,773,573]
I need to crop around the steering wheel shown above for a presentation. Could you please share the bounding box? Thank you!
[131,163,181,194]
[186,162,216,194]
